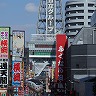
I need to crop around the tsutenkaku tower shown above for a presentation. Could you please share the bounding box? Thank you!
[36,0,64,34]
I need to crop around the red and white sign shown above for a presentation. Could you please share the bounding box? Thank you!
[12,61,21,86]
[55,34,68,82]
[0,27,10,59]
[13,62,20,82]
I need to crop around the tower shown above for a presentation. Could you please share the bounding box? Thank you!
[36,0,64,34]
[28,0,65,95]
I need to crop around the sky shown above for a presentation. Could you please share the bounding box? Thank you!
[0,0,67,42]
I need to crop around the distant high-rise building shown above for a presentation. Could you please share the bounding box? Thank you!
[65,0,95,44]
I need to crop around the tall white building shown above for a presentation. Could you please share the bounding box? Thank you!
[65,0,95,44]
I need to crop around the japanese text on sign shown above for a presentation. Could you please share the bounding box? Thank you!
[13,62,20,82]
[0,60,8,88]
[58,46,64,81]
[0,31,9,59]
[47,0,54,33]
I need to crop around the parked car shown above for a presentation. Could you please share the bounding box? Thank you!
[26,78,43,92]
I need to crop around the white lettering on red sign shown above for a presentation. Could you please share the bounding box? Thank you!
[58,46,64,52]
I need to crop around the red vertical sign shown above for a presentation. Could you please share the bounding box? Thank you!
[55,34,67,82]
[13,62,20,82]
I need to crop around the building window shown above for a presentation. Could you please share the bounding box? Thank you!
[70,4,76,8]
[88,4,94,7]
[76,64,79,68]
[88,16,91,19]
[88,10,94,13]
[77,16,84,19]
[77,4,84,7]
[78,10,84,13]
[88,22,91,25]
[78,22,84,25]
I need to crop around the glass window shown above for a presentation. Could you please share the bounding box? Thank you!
[88,16,91,19]
[77,4,84,7]
[88,4,94,7]
[88,10,94,13]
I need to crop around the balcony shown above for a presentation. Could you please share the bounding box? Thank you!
[65,13,84,17]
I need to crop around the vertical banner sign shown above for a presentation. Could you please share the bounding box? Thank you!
[21,62,24,87]
[0,27,10,59]
[0,60,8,88]
[12,30,25,57]
[18,62,24,96]
[0,27,10,88]
[55,34,68,94]
[47,0,55,34]
[55,34,67,82]
[12,61,21,86]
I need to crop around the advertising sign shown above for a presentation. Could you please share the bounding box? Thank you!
[12,30,25,57]
[55,34,68,94]
[0,27,10,59]
[47,0,55,34]
[55,34,67,82]
[12,61,21,86]
[0,60,8,88]
[21,62,24,87]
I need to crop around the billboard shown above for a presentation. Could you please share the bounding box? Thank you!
[47,0,55,34]
[12,30,25,57]
[55,34,67,82]
[0,27,10,59]
[55,34,68,94]
[0,60,8,88]
[12,61,21,86]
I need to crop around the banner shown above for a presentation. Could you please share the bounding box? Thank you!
[12,61,21,86]
[47,0,55,34]
[55,34,67,82]
[55,34,68,94]
[12,30,25,57]
[0,27,10,59]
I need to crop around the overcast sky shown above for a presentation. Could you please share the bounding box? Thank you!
[0,0,67,42]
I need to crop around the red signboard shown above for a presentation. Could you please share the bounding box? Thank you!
[14,62,20,72]
[13,62,20,82]
[12,62,21,86]
[54,34,68,94]
[14,73,20,81]
[1,40,8,53]
[55,34,68,82]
